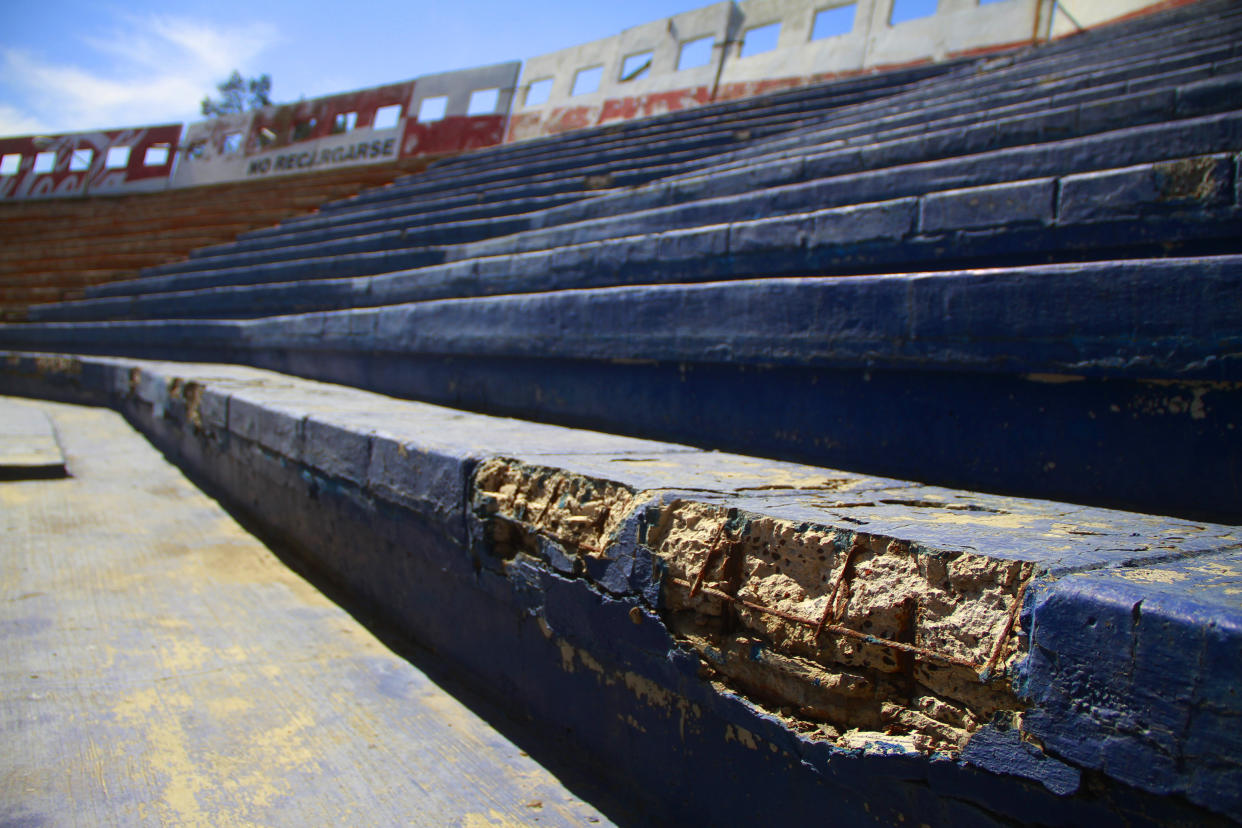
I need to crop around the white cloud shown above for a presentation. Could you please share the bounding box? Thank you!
[0,15,279,136]
[0,103,51,138]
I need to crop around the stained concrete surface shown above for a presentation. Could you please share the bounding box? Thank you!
[0,397,611,827]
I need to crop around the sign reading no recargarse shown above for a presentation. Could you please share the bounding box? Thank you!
[245,136,398,176]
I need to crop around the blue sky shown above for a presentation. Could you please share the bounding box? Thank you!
[1,1,710,136]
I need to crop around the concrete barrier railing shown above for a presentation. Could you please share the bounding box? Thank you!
[170,80,417,188]
[0,64,520,201]
[0,124,183,200]
[0,0,1185,199]
[506,0,1185,140]
[174,63,520,188]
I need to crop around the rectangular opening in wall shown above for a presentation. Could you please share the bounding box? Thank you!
[890,0,938,24]
[69,149,93,171]
[143,144,170,166]
[221,132,243,154]
[105,146,130,169]
[467,88,500,115]
[525,78,553,106]
[373,104,402,129]
[812,3,857,39]
[0,154,21,175]
[416,96,447,123]
[33,151,56,174]
[619,51,653,82]
[291,118,316,141]
[333,111,358,133]
[740,22,781,58]
[571,65,603,96]
[678,35,714,70]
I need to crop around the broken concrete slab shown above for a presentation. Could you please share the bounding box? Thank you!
[2,350,1238,824]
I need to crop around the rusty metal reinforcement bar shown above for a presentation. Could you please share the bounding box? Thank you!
[668,576,990,673]
[673,521,1026,678]
[525,499,1028,677]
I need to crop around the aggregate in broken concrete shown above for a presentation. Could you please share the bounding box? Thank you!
[472,458,1033,754]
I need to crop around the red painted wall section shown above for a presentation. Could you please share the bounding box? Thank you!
[597,87,714,125]
[401,114,508,157]
[714,77,805,102]
[246,82,415,154]
[0,125,181,200]
[504,77,837,142]
[507,86,712,142]
[507,70,925,142]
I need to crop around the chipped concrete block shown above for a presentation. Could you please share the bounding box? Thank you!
[472,458,640,576]
[470,456,1034,757]
[809,198,918,246]
[659,223,730,262]
[729,213,810,254]
[1020,552,1242,814]
[367,435,473,534]
[227,394,304,460]
[303,416,372,485]
[1058,154,1235,223]
[646,501,1030,754]
[920,178,1056,233]
[195,385,230,431]
[128,367,171,420]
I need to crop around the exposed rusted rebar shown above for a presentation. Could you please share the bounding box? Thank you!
[815,535,864,637]
[670,577,982,671]
[688,521,733,598]
[533,477,567,526]
[981,569,1033,678]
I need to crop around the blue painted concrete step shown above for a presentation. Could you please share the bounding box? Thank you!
[7,256,1239,521]
[1,351,1237,823]
[29,152,1241,324]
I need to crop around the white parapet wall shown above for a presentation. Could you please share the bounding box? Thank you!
[719,0,1038,88]
[507,0,1182,141]
[506,1,741,140]
[400,62,522,156]
[1049,0,1194,36]
[0,0,1193,197]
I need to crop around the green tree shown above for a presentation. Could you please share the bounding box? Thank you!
[201,71,273,116]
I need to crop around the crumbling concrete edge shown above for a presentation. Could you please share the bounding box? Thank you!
[3,349,1238,824]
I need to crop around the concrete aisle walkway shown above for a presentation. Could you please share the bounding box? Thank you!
[0,397,611,827]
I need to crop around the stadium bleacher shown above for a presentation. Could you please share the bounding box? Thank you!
[2,1,1240,823]
[10,0,1240,520]
[0,160,430,318]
